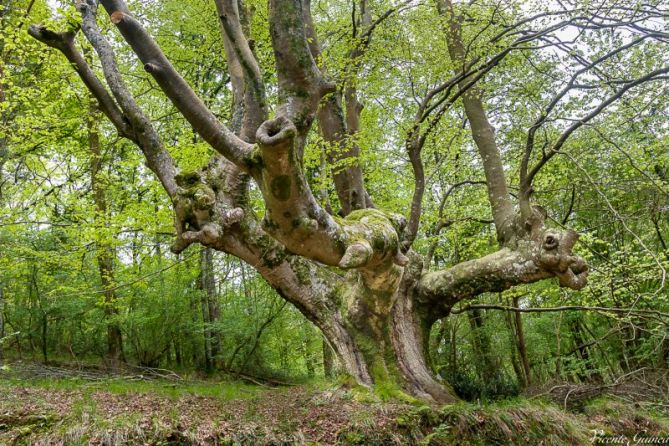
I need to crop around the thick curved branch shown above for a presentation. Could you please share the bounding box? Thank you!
[97,0,253,168]
[255,116,343,265]
[428,2,647,242]
[257,0,397,272]
[404,131,427,247]
[417,228,588,322]
[211,215,372,385]
[255,116,408,275]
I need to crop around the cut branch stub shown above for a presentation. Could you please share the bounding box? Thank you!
[27,25,75,51]
[340,210,409,269]
[110,10,124,25]
[537,229,588,290]
[256,116,297,151]
[255,116,409,271]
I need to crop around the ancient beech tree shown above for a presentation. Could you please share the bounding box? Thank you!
[29,0,667,401]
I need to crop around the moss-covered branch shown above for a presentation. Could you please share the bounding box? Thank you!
[254,116,408,276]
[417,228,588,322]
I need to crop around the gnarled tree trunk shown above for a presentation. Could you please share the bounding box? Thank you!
[28,0,613,402]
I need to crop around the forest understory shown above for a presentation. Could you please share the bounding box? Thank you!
[0,360,667,446]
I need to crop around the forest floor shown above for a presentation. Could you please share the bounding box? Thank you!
[0,361,668,445]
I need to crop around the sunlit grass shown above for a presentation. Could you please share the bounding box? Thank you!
[0,375,261,401]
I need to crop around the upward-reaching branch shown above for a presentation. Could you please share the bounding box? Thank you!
[26,27,128,137]
[528,66,669,184]
[27,23,178,197]
[438,0,516,245]
[214,0,267,142]
[97,0,253,168]
[268,0,334,143]
[314,0,376,215]
[520,31,667,220]
[250,0,411,277]
[314,0,411,216]
[77,0,178,197]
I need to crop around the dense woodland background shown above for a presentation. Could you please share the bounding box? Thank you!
[0,0,668,404]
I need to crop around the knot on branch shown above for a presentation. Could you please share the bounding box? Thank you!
[143,63,161,74]
[171,170,243,254]
[537,229,588,290]
[339,210,409,269]
[110,11,125,25]
[256,116,296,150]
[517,204,548,239]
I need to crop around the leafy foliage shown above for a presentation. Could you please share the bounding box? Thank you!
[0,0,668,406]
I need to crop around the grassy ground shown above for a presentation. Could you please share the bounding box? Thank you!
[0,362,667,445]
